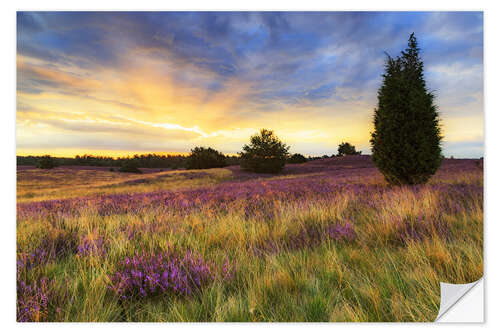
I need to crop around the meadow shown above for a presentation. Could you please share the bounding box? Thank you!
[16,155,483,322]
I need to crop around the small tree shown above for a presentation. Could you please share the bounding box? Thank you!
[119,159,142,173]
[240,129,290,173]
[288,153,307,164]
[370,33,442,185]
[186,147,227,169]
[36,155,57,169]
[337,142,361,156]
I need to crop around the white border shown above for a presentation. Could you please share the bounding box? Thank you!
[2,1,498,332]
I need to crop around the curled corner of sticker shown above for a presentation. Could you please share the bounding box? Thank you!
[435,277,484,322]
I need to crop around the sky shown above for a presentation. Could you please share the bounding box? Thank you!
[16,11,484,158]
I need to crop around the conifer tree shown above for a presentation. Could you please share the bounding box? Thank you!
[370,33,442,185]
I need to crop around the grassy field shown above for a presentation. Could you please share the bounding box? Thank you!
[16,156,483,322]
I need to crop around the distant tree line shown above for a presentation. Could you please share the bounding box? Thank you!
[17,153,240,171]
[17,139,362,173]
[287,142,362,164]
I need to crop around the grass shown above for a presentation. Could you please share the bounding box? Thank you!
[16,156,483,322]
[17,167,233,202]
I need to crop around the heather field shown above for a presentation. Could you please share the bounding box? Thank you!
[16,156,483,322]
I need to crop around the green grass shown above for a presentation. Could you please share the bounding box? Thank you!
[16,161,483,322]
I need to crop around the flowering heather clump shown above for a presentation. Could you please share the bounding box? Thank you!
[119,220,174,240]
[244,199,277,220]
[394,216,451,245]
[255,222,357,255]
[120,224,138,240]
[221,257,237,281]
[77,234,107,257]
[327,223,357,241]
[17,247,51,272]
[108,249,232,300]
[18,229,79,273]
[287,222,357,250]
[15,157,482,321]
[41,229,79,258]
[18,164,482,221]
[17,277,64,322]
[17,173,382,219]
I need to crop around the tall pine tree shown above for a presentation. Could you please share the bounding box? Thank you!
[370,33,442,185]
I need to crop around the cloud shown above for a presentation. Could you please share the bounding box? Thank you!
[16,12,484,157]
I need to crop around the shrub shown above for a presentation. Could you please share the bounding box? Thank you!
[288,153,307,164]
[370,33,442,185]
[240,129,290,173]
[186,147,227,169]
[337,142,361,156]
[108,249,235,299]
[36,155,57,169]
[118,159,142,173]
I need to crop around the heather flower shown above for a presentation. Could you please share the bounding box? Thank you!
[77,233,107,257]
[120,224,138,240]
[41,229,79,258]
[327,223,357,241]
[18,170,481,221]
[17,157,482,220]
[17,247,50,272]
[17,229,79,273]
[221,257,236,281]
[288,222,356,250]
[17,277,67,322]
[119,220,171,241]
[394,216,451,245]
[108,249,234,300]
[244,200,276,221]
[254,222,357,255]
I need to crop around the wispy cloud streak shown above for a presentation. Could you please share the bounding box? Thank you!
[16,11,483,157]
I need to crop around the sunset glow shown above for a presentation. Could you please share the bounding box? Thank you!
[17,12,483,157]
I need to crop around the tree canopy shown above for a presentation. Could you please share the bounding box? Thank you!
[370,33,442,185]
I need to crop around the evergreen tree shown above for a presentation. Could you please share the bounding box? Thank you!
[370,33,442,185]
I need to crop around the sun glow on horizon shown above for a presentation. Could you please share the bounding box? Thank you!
[17,12,484,158]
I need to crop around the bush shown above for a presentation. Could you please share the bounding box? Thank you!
[370,33,442,185]
[288,153,307,164]
[118,159,142,173]
[186,147,227,170]
[337,142,361,156]
[240,129,290,173]
[36,155,57,169]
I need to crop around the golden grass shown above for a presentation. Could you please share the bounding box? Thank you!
[17,167,233,203]
[16,161,483,322]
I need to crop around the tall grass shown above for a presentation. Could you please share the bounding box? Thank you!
[16,158,483,322]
